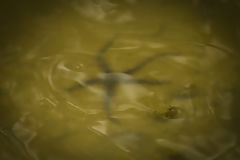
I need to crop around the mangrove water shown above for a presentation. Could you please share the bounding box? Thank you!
[0,0,240,160]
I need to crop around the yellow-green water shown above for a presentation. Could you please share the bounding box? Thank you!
[0,0,240,160]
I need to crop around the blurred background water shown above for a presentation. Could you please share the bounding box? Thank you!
[0,0,240,160]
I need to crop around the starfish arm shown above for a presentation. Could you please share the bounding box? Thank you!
[123,78,170,85]
[96,37,117,73]
[123,53,169,74]
[67,78,103,92]
[103,84,117,119]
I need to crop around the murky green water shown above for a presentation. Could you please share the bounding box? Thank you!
[1,0,240,160]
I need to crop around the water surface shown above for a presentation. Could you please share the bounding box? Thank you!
[0,0,240,160]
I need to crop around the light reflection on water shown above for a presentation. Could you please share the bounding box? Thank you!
[0,0,240,160]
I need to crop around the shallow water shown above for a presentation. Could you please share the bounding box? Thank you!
[0,0,240,160]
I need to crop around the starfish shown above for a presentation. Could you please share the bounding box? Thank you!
[68,37,171,119]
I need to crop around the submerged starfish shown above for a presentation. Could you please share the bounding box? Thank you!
[68,37,171,119]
